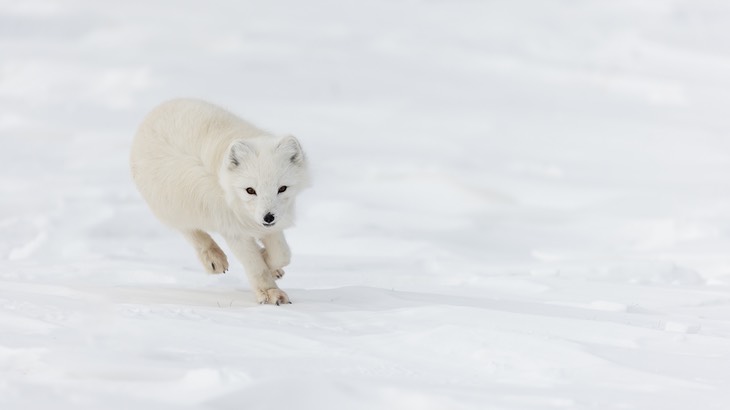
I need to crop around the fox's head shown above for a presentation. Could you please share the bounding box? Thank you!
[220,135,310,230]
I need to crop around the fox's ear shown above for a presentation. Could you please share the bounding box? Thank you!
[277,135,305,165]
[227,139,255,168]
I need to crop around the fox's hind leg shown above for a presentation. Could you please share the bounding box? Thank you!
[182,229,229,274]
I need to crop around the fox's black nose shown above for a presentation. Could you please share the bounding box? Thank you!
[263,213,275,224]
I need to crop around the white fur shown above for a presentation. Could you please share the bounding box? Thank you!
[130,98,310,304]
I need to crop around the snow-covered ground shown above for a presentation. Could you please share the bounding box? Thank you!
[2,1,730,408]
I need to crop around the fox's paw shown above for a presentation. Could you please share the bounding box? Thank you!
[255,288,291,305]
[199,246,228,274]
[270,268,285,280]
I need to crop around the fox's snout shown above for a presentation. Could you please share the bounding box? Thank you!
[263,212,276,227]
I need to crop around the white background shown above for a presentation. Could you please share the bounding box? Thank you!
[1,1,730,408]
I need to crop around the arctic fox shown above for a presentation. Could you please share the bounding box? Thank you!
[130,99,310,305]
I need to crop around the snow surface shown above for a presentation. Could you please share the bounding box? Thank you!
[2,0,730,409]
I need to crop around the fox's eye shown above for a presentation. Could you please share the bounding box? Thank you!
[246,187,257,195]
[278,186,288,194]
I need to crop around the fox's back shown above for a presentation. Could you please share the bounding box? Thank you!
[129,99,264,230]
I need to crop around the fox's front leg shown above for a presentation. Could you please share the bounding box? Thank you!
[225,235,290,305]
[261,231,291,280]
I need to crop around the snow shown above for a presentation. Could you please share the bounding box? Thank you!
[2,0,730,408]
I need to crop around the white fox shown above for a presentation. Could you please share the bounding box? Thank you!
[130,99,310,305]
